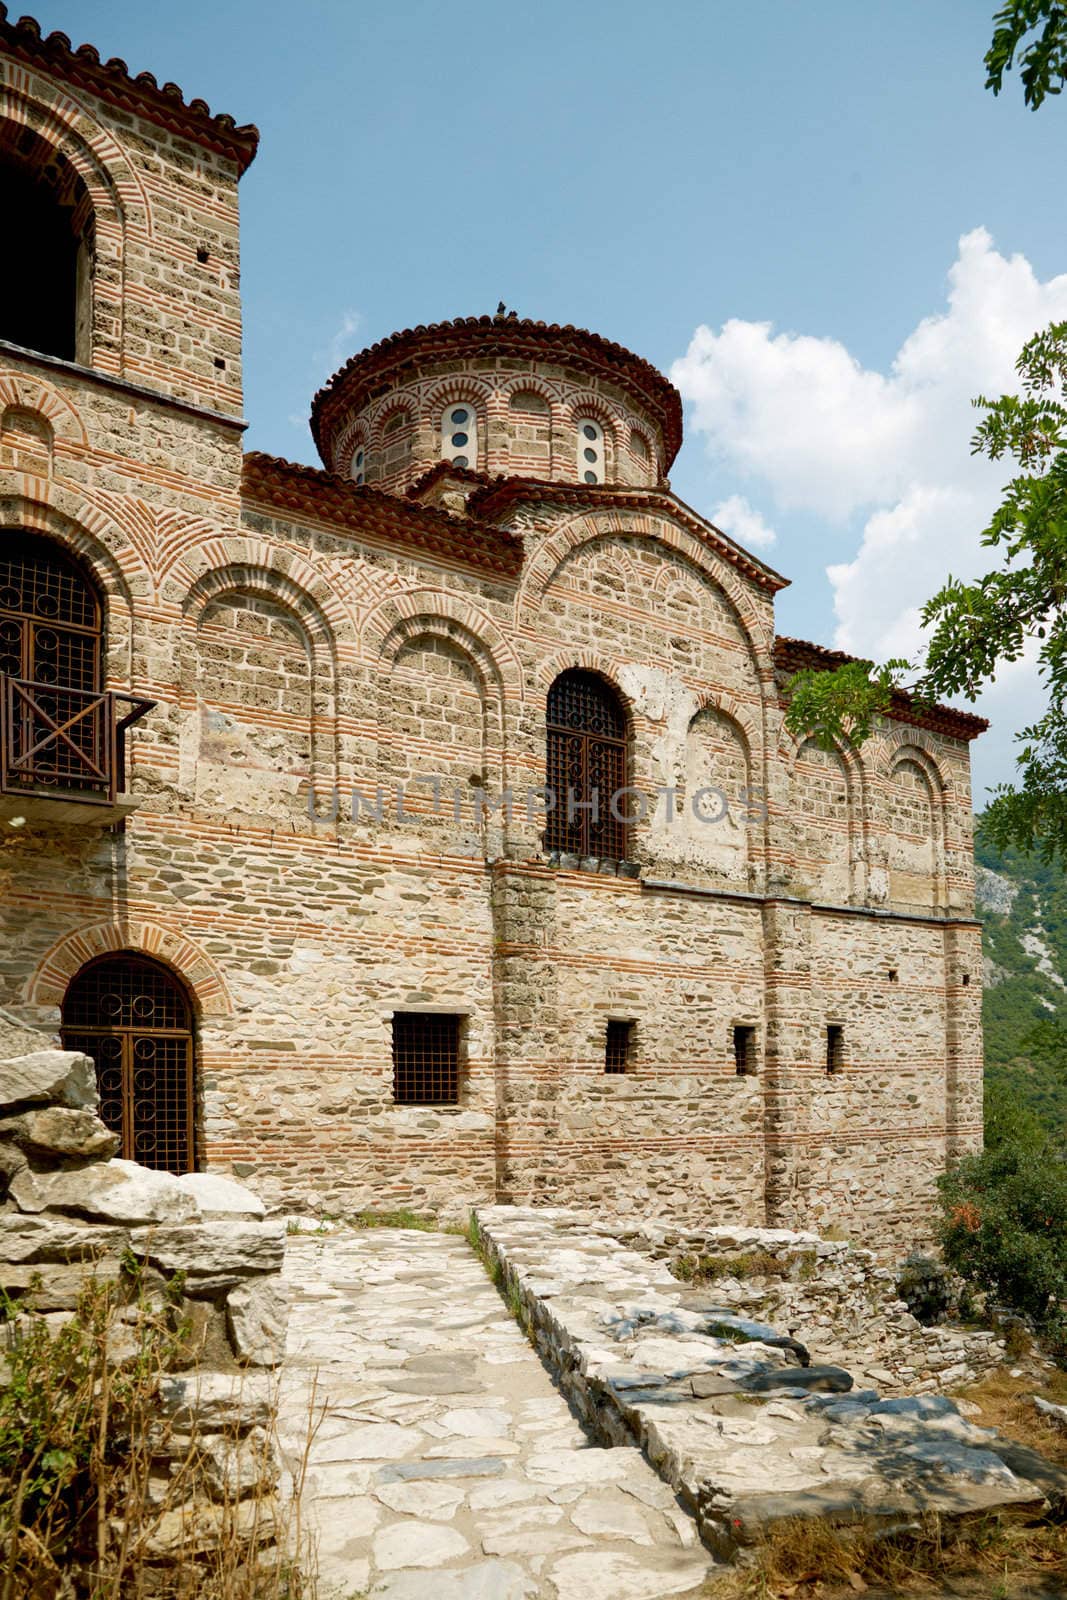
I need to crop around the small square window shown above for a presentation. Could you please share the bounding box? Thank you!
[825,1024,844,1075]
[733,1025,757,1076]
[392,1013,461,1104]
[605,1019,634,1075]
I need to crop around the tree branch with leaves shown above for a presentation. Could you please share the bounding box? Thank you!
[785,321,1067,863]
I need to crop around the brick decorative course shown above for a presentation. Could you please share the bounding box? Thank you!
[0,20,985,1253]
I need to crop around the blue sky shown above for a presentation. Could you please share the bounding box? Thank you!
[35,1,1065,797]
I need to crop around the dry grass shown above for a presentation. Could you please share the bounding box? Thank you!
[704,1363,1067,1600]
[952,1365,1067,1468]
[703,1510,1067,1600]
[0,1264,322,1598]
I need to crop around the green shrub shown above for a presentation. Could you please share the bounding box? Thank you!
[938,1085,1067,1348]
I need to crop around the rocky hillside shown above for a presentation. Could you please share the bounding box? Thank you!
[975,822,1067,1132]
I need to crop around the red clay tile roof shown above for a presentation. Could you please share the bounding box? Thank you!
[311,316,684,470]
[242,453,523,580]
[405,461,490,498]
[0,7,259,173]
[468,476,790,595]
[774,636,989,742]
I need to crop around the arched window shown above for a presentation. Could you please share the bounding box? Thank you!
[545,669,628,860]
[576,417,605,484]
[0,130,93,362]
[0,532,102,691]
[441,403,477,469]
[350,442,369,484]
[382,408,410,437]
[0,532,108,795]
[62,954,196,1174]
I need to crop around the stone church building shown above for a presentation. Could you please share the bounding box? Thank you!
[0,10,986,1248]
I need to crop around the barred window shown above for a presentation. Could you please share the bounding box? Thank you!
[825,1024,845,1075]
[733,1025,757,1076]
[392,1012,461,1104]
[545,669,628,861]
[605,1019,634,1075]
[0,532,102,691]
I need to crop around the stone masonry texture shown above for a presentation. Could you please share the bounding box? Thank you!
[0,15,986,1254]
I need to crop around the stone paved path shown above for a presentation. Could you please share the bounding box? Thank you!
[278,1228,715,1600]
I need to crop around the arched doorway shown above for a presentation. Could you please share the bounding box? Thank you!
[61,954,196,1174]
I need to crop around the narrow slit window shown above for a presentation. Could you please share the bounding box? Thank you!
[605,1019,634,1075]
[392,1013,461,1104]
[825,1024,844,1075]
[733,1025,756,1076]
[350,443,368,485]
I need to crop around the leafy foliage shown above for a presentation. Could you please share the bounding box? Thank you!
[786,322,1067,865]
[986,0,1067,108]
[938,1084,1067,1357]
[976,819,1067,1132]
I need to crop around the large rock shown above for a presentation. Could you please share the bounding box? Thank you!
[1,1258,122,1310]
[743,1364,853,1394]
[0,1050,96,1113]
[141,1221,285,1290]
[226,1277,290,1366]
[0,1212,130,1262]
[175,1171,266,1218]
[10,1106,117,1159]
[9,1157,199,1224]
[0,1007,49,1058]
[159,1369,275,1429]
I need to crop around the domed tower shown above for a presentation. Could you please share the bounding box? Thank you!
[309,314,683,497]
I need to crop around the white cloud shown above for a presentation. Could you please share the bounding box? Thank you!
[709,494,777,549]
[672,228,1067,795]
[318,308,363,372]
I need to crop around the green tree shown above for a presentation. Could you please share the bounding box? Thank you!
[786,321,1067,863]
[786,7,1067,865]
[986,1,1067,108]
[938,1082,1066,1353]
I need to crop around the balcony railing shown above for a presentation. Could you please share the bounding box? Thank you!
[0,676,155,807]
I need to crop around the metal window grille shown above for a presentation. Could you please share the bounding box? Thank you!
[545,670,628,860]
[392,1013,461,1104]
[825,1025,844,1075]
[605,1019,633,1075]
[62,955,195,1174]
[0,532,101,691]
[733,1025,756,1076]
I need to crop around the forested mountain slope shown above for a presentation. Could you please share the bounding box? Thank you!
[975,824,1067,1132]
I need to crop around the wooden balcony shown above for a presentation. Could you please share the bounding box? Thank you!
[0,676,155,824]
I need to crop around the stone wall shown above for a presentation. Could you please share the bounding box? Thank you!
[0,25,984,1251]
[474,1207,1061,1560]
[0,1017,289,1581]
[602,1215,1007,1394]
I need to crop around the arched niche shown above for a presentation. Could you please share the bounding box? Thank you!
[886,750,943,909]
[791,738,855,903]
